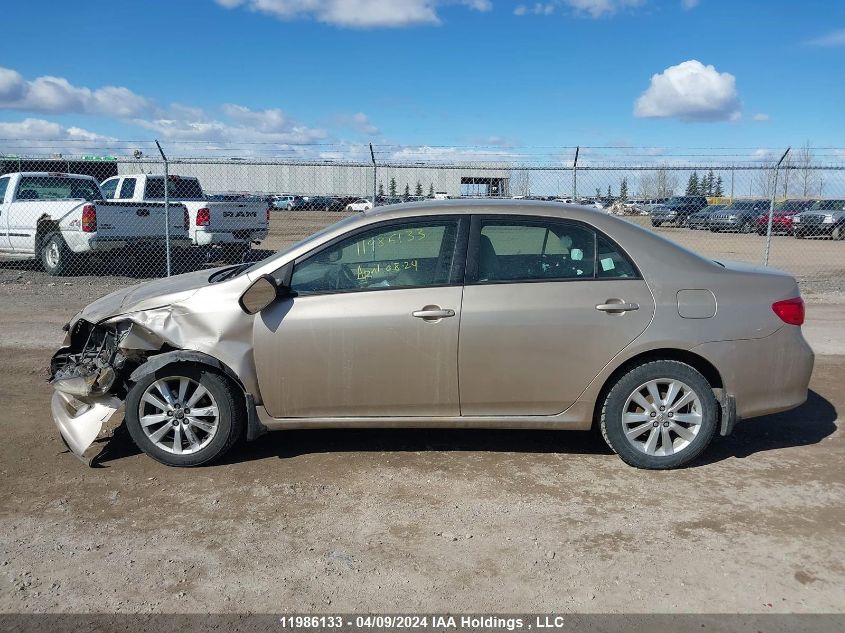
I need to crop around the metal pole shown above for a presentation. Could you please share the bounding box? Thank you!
[763,147,790,266]
[155,140,172,277]
[369,143,377,208]
[572,146,579,201]
[730,168,734,201]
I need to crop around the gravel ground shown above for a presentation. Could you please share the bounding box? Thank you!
[0,213,843,614]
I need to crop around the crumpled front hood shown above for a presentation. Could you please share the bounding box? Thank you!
[79,267,225,323]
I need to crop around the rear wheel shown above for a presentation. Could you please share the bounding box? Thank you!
[832,225,844,241]
[125,365,245,467]
[40,233,74,276]
[600,360,718,469]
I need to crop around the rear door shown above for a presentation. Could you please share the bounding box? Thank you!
[458,215,655,416]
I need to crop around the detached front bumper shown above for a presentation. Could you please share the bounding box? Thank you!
[51,390,122,463]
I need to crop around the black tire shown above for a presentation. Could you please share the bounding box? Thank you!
[795,230,804,239]
[832,225,844,241]
[651,221,662,227]
[740,221,753,234]
[222,243,250,264]
[39,232,74,276]
[757,227,766,236]
[599,360,718,470]
[125,365,245,467]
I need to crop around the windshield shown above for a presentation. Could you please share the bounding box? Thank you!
[16,176,101,201]
[774,200,812,211]
[144,177,205,200]
[727,200,764,210]
[241,214,361,277]
[810,200,845,211]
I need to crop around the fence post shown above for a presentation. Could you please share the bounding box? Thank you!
[369,143,377,207]
[155,140,172,277]
[763,147,790,267]
[572,146,579,201]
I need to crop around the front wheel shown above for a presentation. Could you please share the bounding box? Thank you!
[125,365,245,467]
[832,225,844,241]
[740,221,753,234]
[599,360,718,469]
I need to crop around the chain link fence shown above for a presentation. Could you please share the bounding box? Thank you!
[0,145,843,295]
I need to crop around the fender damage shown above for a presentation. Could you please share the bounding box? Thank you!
[48,266,260,463]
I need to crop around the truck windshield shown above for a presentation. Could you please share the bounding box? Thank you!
[16,176,102,201]
[145,177,205,200]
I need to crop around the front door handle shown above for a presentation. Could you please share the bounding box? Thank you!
[596,300,640,313]
[412,306,455,320]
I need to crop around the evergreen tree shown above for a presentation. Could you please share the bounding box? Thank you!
[403,183,410,199]
[686,172,700,195]
[428,183,435,198]
[389,177,397,197]
[595,187,601,198]
[378,182,384,197]
[706,169,716,196]
[620,177,629,202]
[607,184,612,200]
[714,175,724,197]
[699,172,710,196]
[415,181,423,197]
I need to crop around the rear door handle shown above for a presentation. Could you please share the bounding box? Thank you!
[412,307,455,320]
[596,301,640,313]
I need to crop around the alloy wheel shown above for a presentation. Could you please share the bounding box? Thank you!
[138,376,220,454]
[621,378,703,457]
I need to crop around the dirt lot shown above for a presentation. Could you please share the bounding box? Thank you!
[0,212,843,615]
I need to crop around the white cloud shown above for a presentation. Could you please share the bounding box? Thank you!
[680,0,699,10]
[805,29,845,47]
[0,65,377,152]
[634,60,741,122]
[0,66,155,118]
[215,0,490,28]
[334,112,380,135]
[514,0,643,18]
[0,117,116,151]
[752,113,770,122]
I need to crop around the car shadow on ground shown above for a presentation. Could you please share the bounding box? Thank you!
[92,389,837,469]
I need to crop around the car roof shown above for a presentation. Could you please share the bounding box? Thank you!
[362,198,606,220]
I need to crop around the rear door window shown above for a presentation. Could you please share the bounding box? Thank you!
[118,178,137,199]
[100,178,119,199]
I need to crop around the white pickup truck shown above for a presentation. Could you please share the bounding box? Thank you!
[101,174,270,262]
[0,172,190,275]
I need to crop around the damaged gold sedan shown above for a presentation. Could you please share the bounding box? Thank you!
[50,200,814,469]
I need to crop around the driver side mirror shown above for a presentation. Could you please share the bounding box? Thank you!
[238,275,282,315]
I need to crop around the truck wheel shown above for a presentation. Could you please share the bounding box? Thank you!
[599,360,718,470]
[125,365,245,467]
[222,244,250,264]
[40,233,73,276]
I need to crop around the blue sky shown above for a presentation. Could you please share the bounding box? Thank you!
[0,0,843,161]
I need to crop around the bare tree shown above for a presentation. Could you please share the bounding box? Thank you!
[638,167,678,199]
[796,141,817,197]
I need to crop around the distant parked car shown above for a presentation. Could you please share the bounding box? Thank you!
[687,204,726,230]
[345,198,373,212]
[650,196,708,227]
[708,199,770,233]
[271,195,296,210]
[753,199,815,236]
[792,199,845,240]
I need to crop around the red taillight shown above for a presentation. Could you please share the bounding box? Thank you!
[81,204,97,233]
[196,207,210,227]
[183,205,190,230]
[772,297,805,326]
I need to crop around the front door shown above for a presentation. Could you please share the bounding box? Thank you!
[458,216,655,416]
[253,216,468,418]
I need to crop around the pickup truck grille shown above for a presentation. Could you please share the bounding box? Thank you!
[800,214,824,225]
